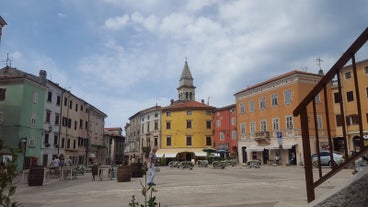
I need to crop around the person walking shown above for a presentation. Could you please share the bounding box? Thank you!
[91,163,98,182]
[147,146,158,186]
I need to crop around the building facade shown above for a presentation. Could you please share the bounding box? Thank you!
[158,61,215,162]
[213,104,237,158]
[332,59,368,154]
[104,127,125,165]
[0,66,106,171]
[235,70,331,165]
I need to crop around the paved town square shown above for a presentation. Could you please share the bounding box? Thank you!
[14,165,353,207]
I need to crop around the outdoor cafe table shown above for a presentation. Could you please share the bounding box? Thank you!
[60,166,77,180]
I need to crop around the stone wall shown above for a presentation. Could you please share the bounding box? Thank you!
[308,167,368,207]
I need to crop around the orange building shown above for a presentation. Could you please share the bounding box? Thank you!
[234,70,332,165]
[332,59,368,153]
[212,104,237,158]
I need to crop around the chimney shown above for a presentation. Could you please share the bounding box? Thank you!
[201,99,204,104]
[39,70,47,85]
[170,99,174,105]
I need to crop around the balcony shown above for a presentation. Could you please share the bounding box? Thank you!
[254,131,270,144]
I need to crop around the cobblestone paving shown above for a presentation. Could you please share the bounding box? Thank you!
[13,165,353,207]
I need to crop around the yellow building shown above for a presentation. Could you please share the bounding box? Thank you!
[235,70,333,165]
[158,61,215,161]
[333,59,368,153]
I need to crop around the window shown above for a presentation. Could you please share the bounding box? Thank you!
[69,100,72,109]
[366,87,368,97]
[44,134,49,145]
[271,94,278,107]
[166,137,171,146]
[335,114,343,126]
[314,93,321,103]
[249,100,255,112]
[46,110,51,123]
[220,132,224,141]
[206,121,211,129]
[56,95,61,106]
[186,136,192,146]
[272,118,279,131]
[154,121,158,130]
[80,119,83,128]
[316,115,323,129]
[259,97,266,110]
[147,115,150,120]
[166,111,171,116]
[155,113,158,118]
[284,90,292,104]
[250,122,256,135]
[61,138,65,148]
[166,122,171,129]
[286,116,294,129]
[0,88,6,101]
[364,66,368,74]
[147,122,150,132]
[347,91,354,102]
[54,135,58,145]
[216,120,221,128]
[240,123,246,135]
[346,114,359,125]
[29,137,35,147]
[154,137,158,146]
[334,92,341,103]
[68,118,72,128]
[260,120,267,132]
[232,131,236,140]
[345,71,351,79]
[74,121,77,130]
[187,110,192,115]
[206,137,212,146]
[47,91,52,102]
[67,139,71,149]
[231,117,236,126]
[31,113,37,126]
[186,120,192,128]
[32,91,38,104]
[239,102,245,114]
[75,104,78,112]
[64,97,67,106]
[206,110,211,115]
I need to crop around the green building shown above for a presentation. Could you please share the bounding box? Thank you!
[0,66,47,172]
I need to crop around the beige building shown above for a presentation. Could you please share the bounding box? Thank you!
[235,70,331,165]
[59,91,106,165]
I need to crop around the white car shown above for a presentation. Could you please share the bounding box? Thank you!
[312,151,344,167]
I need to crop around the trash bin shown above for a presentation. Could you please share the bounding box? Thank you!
[130,163,143,178]
[28,166,44,186]
[117,166,131,182]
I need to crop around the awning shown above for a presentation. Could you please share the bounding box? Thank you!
[247,144,293,152]
[156,148,208,158]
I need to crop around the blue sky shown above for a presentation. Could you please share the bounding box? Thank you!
[1,0,368,129]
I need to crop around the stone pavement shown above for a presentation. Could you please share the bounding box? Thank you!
[13,165,353,207]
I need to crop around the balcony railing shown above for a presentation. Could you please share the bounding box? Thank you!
[293,27,368,202]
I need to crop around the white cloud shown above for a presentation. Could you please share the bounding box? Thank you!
[104,14,130,30]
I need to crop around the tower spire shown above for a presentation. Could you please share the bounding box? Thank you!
[177,58,196,101]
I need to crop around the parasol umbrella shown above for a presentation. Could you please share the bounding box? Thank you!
[202,148,216,153]
[216,149,228,154]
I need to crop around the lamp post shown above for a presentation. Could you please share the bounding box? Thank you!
[20,137,27,170]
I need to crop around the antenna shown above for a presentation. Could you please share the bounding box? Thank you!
[1,52,12,67]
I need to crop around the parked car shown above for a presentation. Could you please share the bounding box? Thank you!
[311,151,344,167]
